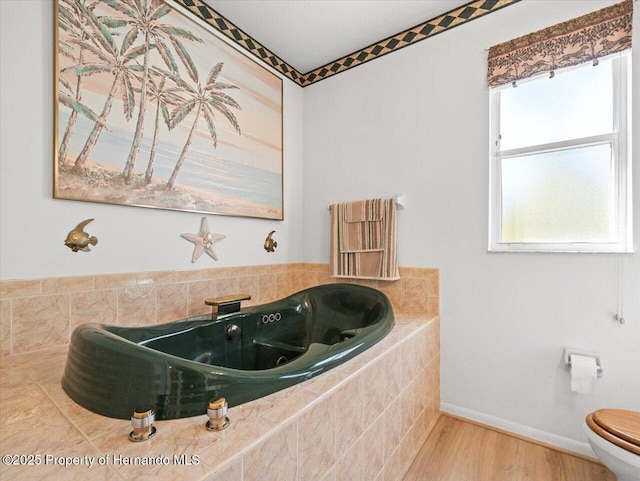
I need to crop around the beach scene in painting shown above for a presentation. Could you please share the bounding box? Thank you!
[55,0,283,219]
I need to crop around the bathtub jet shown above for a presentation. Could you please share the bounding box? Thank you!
[61,284,395,420]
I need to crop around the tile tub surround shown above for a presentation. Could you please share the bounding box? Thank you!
[0,264,439,356]
[0,314,440,481]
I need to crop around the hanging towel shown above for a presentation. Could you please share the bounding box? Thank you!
[330,198,399,280]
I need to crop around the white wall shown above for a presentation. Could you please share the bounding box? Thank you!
[0,0,304,280]
[302,0,640,456]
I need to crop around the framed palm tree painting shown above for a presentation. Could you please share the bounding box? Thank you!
[54,0,283,220]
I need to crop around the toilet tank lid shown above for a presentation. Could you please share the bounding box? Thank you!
[593,409,640,449]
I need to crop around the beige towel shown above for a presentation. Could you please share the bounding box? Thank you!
[330,198,399,280]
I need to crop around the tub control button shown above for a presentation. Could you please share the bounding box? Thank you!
[261,312,282,324]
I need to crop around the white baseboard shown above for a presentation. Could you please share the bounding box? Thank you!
[440,402,596,459]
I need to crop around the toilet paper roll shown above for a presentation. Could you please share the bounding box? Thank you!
[570,354,597,394]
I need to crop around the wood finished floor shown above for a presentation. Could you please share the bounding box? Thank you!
[403,415,616,481]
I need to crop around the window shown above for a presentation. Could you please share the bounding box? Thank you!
[489,53,632,253]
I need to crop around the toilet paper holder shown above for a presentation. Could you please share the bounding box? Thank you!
[563,349,603,377]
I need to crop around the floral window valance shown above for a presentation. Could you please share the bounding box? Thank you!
[487,0,633,88]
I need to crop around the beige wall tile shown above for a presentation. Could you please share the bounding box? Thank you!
[12,295,69,354]
[213,277,238,298]
[425,319,439,362]
[42,276,94,295]
[0,402,85,454]
[117,285,155,327]
[360,360,388,417]
[1,385,49,426]
[274,272,291,299]
[226,266,251,277]
[318,466,336,481]
[207,458,242,481]
[336,440,362,481]
[298,394,336,481]
[257,274,276,304]
[401,278,429,315]
[428,271,439,297]
[188,280,214,317]
[335,375,364,455]
[314,272,334,287]
[414,367,429,414]
[377,279,402,312]
[385,347,404,396]
[404,336,419,383]
[201,267,227,280]
[262,390,317,426]
[1,448,120,481]
[384,393,402,461]
[70,289,117,328]
[289,271,303,293]
[0,299,11,356]
[398,267,413,278]
[227,396,280,432]
[237,276,258,307]
[56,402,123,440]
[400,385,416,437]
[299,272,316,291]
[95,270,172,289]
[243,421,297,481]
[411,267,438,278]
[157,283,188,324]
[173,269,203,283]
[304,263,326,273]
[92,419,220,480]
[384,442,404,481]
[361,415,385,481]
[18,346,69,382]
[249,265,269,275]
[428,297,440,316]
[0,279,40,299]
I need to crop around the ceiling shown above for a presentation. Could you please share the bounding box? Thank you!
[203,0,471,74]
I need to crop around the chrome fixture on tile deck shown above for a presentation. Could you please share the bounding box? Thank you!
[206,398,229,431]
[129,407,156,442]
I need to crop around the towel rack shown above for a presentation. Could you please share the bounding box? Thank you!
[328,194,406,210]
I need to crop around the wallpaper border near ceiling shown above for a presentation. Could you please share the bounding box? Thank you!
[175,0,521,87]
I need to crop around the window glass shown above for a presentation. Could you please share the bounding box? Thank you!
[501,144,612,243]
[499,59,613,150]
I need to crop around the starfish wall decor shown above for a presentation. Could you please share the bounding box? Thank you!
[181,218,225,263]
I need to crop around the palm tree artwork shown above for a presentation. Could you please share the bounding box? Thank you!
[55,0,283,220]
[164,62,241,190]
[65,0,147,172]
[57,0,106,166]
[99,0,203,184]
[142,73,182,184]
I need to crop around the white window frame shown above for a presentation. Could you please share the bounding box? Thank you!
[488,53,632,253]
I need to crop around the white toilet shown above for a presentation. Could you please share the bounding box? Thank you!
[584,409,640,481]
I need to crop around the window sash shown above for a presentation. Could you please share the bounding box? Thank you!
[488,55,631,253]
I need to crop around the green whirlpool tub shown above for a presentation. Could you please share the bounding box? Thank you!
[61,283,394,420]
